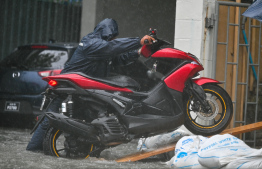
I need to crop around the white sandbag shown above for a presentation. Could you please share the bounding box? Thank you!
[137,129,191,151]
[166,135,208,169]
[222,148,262,169]
[166,155,176,167]
[198,134,256,169]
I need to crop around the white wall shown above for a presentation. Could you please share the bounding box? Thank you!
[174,0,216,78]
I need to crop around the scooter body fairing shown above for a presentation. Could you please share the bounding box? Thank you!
[164,63,204,92]
[43,74,133,93]
[152,48,200,64]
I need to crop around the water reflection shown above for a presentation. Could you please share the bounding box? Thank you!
[0,127,169,169]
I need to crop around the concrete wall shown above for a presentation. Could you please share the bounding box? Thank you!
[202,0,216,79]
[81,0,176,45]
[81,0,97,38]
[174,0,216,78]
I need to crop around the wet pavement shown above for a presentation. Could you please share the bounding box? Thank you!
[0,127,170,169]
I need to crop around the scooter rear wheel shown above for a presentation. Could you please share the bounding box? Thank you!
[43,127,93,158]
[184,84,233,136]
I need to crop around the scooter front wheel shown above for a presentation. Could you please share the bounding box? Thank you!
[43,127,93,158]
[184,84,233,136]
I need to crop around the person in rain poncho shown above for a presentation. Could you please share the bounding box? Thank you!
[61,18,155,77]
[26,18,155,151]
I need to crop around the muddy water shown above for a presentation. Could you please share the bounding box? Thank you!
[0,127,170,169]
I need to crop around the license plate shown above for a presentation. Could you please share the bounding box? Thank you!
[5,102,20,111]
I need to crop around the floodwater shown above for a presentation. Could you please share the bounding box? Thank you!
[0,127,170,169]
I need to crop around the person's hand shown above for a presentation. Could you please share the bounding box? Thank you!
[140,35,155,46]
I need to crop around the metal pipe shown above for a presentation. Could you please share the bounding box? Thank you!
[224,6,230,89]
[24,0,31,44]
[17,0,23,46]
[212,1,219,79]
[1,0,8,60]
[241,17,258,80]
[31,0,38,43]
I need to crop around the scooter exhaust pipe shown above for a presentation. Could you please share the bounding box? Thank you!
[45,112,100,143]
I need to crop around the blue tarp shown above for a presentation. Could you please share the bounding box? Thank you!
[242,0,262,22]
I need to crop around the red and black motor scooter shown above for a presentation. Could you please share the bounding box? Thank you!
[37,29,233,158]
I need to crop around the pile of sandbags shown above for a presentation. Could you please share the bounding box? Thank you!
[166,135,208,168]
[166,134,262,169]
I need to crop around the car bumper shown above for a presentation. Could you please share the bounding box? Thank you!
[0,94,43,116]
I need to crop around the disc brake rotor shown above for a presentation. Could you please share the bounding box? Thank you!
[195,96,219,121]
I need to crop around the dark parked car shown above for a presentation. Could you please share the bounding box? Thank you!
[0,42,78,127]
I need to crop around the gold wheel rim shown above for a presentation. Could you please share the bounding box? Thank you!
[186,89,226,129]
[52,129,93,158]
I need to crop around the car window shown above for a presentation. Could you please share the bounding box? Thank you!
[0,48,68,69]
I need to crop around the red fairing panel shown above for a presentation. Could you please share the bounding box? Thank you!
[43,74,133,93]
[164,63,204,92]
[151,48,198,63]
[192,77,221,86]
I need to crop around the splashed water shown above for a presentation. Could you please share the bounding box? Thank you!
[0,127,170,168]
